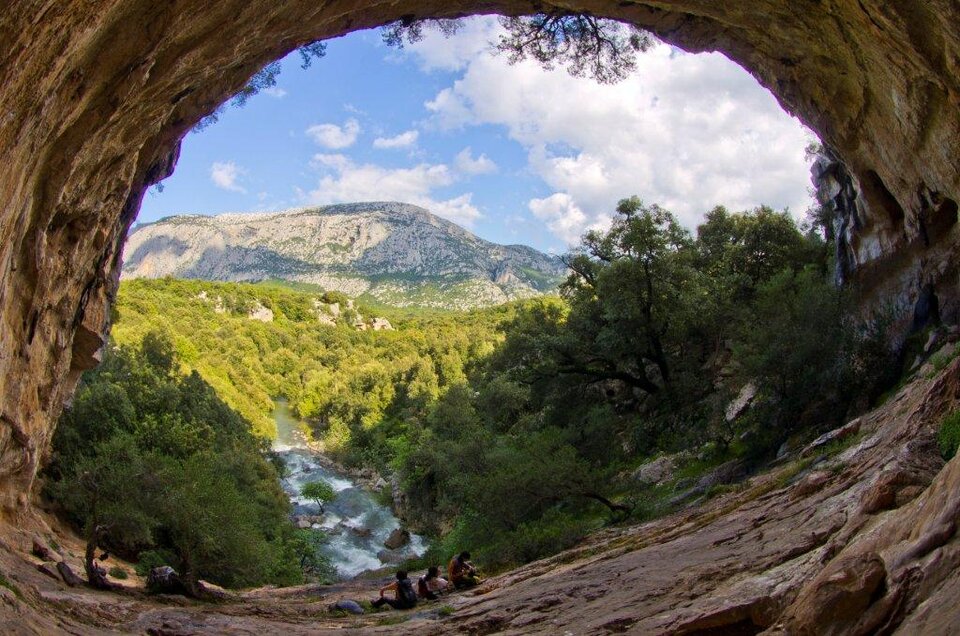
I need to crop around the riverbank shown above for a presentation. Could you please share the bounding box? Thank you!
[271,400,427,578]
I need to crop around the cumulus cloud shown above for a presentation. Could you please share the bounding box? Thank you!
[210,161,246,193]
[261,86,287,98]
[529,193,610,245]
[455,147,497,175]
[411,18,816,244]
[306,118,361,149]
[373,129,419,149]
[305,153,481,226]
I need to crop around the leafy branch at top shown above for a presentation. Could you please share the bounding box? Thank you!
[381,13,655,85]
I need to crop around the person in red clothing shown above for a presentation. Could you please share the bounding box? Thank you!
[447,551,479,589]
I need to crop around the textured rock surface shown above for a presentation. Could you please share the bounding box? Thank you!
[122,203,564,309]
[1,1,959,634]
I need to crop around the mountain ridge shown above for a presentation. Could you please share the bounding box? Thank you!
[122,202,565,309]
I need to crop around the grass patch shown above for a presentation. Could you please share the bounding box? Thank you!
[938,410,960,460]
[108,566,128,580]
[376,614,410,626]
[438,605,455,617]
[0,572,23,600]
[818,430,866,459]
[927,343,960,378]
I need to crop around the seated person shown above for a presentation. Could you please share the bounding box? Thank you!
[447,551,479,589]
[417,566,450,600]
[371,570,418,610]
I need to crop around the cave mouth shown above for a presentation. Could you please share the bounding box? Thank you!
[2,3,959,632]
[0,0,960,600]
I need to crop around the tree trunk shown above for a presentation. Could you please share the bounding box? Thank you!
[84,525,111,589]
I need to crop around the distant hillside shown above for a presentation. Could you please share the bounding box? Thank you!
[122,202,565,309]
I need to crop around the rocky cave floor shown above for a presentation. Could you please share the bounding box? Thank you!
[3,350,960,635]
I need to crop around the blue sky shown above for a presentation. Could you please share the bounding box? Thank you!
[141,18,816,254]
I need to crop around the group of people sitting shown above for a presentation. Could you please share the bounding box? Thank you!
[371,551,479,610]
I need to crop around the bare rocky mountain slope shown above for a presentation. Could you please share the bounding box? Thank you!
[122,203,564,309]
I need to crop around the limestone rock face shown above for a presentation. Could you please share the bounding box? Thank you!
[122,204,565,310]
[1,1,960,634]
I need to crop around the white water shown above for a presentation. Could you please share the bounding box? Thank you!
[271,400,427,579]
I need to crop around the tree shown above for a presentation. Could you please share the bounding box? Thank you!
[300,481,336,514]
[380,13,654,84]
[497,13,654,84]
[560,197,702,395]
[52,435,160,589]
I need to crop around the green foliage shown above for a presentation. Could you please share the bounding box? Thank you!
[134,548,178,576]
[938,410,960,460]
[0,572,23,600]
[928,344,960,376]
[287,530,336,583]
[300,481,336,512]
[97,192,893,579]
[47,333,301,591]
[108,566,128,580]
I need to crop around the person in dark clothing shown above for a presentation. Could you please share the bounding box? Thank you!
[371,570,418,610]
[447,551,479,589]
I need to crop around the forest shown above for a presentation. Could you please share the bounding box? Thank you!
[46,198,906,586]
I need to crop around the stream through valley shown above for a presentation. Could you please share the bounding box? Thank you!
[271,400,427,579]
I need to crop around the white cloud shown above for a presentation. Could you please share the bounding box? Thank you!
[306,118,361,149]
[529,193,610,245]
[410,18,816,244]
[305,154,481,226]
[210,161,246,193]
[373,129,419,149]
[261,86,287,98]
[455,147,497,175]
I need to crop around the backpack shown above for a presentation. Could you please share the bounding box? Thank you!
[397,578,418,606]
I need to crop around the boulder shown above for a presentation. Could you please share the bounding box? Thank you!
[801,418,861,458]
[146,566,187,595]
[374,477,388,491]
[36,561,61,581]
[725,382,757,422]
[384,528,411,550]
[695,460,748,491]
[56,561,84,587]
[331,599,365,615]
[350,527,373,538]
[371,317,393,331]
[631,455,677,486]
[377,548,415,564]
[31,536,58,562]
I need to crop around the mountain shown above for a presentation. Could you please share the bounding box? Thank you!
[121,202,566,309]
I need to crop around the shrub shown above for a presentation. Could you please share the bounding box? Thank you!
[135,548,179,576]
[938,410,960,460]
[108,566,128,580]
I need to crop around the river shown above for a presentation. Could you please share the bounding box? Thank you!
[270,400,427,579]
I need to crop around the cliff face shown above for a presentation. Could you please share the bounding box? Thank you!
[121,203,564,310]
[0,1,959,633]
